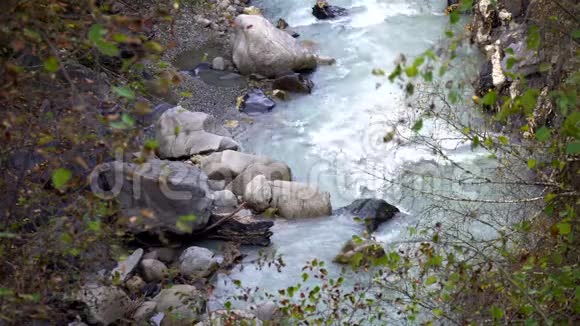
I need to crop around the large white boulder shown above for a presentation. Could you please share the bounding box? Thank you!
[232,15,317,77]
[156,106,239,159]
[244,176,332,218]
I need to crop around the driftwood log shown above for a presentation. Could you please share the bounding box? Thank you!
[204,210,274,246]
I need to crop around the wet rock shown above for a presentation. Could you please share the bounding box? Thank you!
[96,159,213,235]
[141,259,168,282]
[76,284,130,325]
[242,6,262,15]
[133,301,157,323]
[226,162,292,197]
[156,106,239,158]
[185,62,212,77]
[111,248,143,282]
[239,89,276,114]
[334,239,386,266]
[212,57,226,71]
[202,150,277,177]
[154,285,206,325]
[232,15,317,77]
[336,198,399,232]
[178,247,220,279]
[316,55,336,66]
[312,2,348,20]
[206,210,274,246]
[244,176,332,218]
[272,73,314,94]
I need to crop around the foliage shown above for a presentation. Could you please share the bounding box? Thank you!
[0,0,180,321]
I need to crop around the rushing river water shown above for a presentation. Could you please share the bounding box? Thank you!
[209,0,494,311]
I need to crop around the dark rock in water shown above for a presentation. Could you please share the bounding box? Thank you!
[240,90,276,114]
[336,198,399,232]
[205,210,274,246]
[273,73,314,94]
[312,3,348,20]
[477,61,494,96]
[276,18,300,38]
[184,62,212,77]
[447,0,459,5]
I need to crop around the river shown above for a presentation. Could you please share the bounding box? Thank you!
[208,0,494,313]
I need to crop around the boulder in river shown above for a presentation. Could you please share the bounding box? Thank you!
[226,161,292,197]
[244,175,332,218]
[272,73,314,94]
[96,159,213,235]
[239,89,276,114]
[156,106,239,158]
[334,238,386,266]
[312,1,348,20]
[336,198,399,233]
[232,14,317,77]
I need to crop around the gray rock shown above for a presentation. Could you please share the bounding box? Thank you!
[156,106,239,158]
[316,55,336,66]
[178,247,219,279]
[272,73,314,94]
[253,301,279,321]
[143,248,179,264]
[141,259,169,282]
[133,301,157,323]
[154,285,206,325]
[76,284,129,325]
[111,248,143,282]
[126,276,145,295]
[244,176,332,218]
[201,150,276,180]
[312,4,348,20]
[212,190,238,209]
[336,198,399,232]
[96,159,213,235]
[212,57,226,71]
[226,162,292,196]
[232,15,317,77]
[240,89,276,115]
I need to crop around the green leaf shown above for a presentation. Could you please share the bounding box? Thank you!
[96,40,119,56]
[490,306,504,319]
[144,139,159,150]
[52,168,72,189]
[426,276,437,285]
[176,214,197,233]
[520,89,539,112]
[43,57,59,73]
[88,220,101,232]
[498,136,508,145]
[482,91,498,105]
[388,65,402,82]
[556,222,571,235]
[526,25,540,50]
[405,65,419,77]
[506,57,517,70]
[112,86,135,100]
[411,119,423,132]
[566,141,580,154]
[505,47,514,55]
[535,126,551,142]
[527,159,537,169]
[121,114,135,127]
[88,24,106,43]
[449,11,460,24]
[572,29,580,40]
[433,308,444,317]
[0,288,14,297]
[224,301,232,310]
